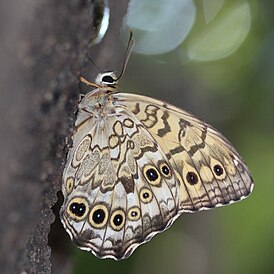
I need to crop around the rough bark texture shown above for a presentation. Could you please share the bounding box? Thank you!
[0,0,128,273]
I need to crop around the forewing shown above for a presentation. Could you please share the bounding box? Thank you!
[115,93,254,212]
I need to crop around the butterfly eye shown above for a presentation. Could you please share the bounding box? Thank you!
[102,75,115,83]
[89,204,109,228]
[110,210,126,231]
[67,197,89,221]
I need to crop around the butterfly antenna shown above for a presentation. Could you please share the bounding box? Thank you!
[87,56,102,73]
[116,30,135,81]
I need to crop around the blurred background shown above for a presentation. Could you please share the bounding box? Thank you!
[73,0,274,274]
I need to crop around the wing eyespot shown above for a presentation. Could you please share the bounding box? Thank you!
[139,187,153,203]
[110,209,126,231]
[128,207,141,221]
[213,164,224,176]
[210,158,227,180]
[65,177,74,194]
[67,197,89,221]
[89,204,109,229]
[143,165,161,186]
[159,162,172,179]
[186,171,199,185]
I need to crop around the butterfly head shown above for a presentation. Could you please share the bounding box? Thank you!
[95,71,118,93]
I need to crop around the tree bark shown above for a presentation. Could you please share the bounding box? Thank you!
[0,0,128,273]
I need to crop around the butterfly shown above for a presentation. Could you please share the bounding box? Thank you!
[60,34,253,260]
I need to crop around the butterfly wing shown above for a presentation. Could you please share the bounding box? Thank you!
[61,103,181,260]
[61,90,253,260]
[115,93,254,212]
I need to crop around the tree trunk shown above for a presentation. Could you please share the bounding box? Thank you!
[0,1,128,273]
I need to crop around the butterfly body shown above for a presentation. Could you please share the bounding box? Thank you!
[60,71,253,260]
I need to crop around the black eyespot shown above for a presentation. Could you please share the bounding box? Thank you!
[214,164,224,176]
[92,209,106,224]
[143,192,150,199]
[131,211,138,217]
[128,207,141,221]
[102,75,114,83]
[69,202,86,217]
[186,171,199,185]
[161,165,170,176]
[113,214,123,227]
[146,168,159,181]
[140,188,153,203]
